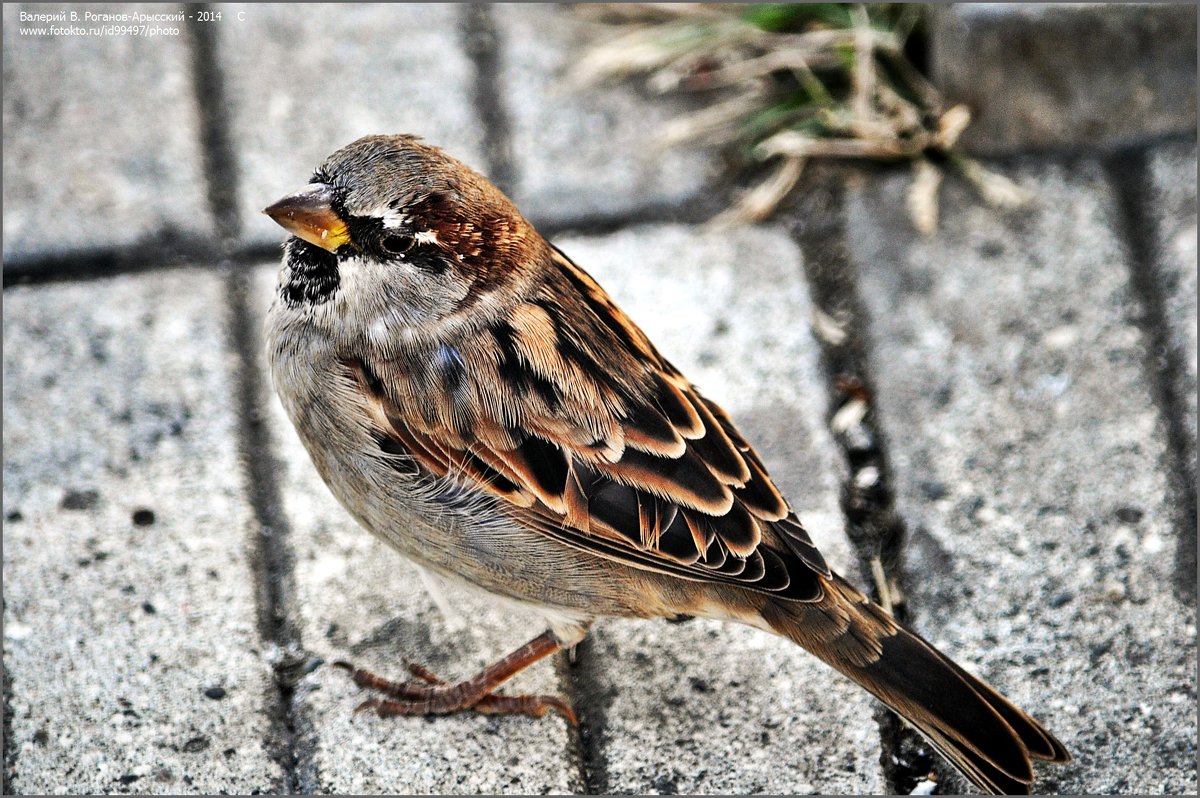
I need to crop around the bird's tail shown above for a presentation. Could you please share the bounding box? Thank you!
[761,574,1070,794]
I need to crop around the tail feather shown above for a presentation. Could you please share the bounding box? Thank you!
[762,574,1070,795]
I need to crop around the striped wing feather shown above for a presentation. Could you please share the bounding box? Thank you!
[342,246,829,601]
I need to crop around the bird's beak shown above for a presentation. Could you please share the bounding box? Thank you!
[263,183,351,252]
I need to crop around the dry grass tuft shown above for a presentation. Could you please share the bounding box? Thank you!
[570,3,1034,231]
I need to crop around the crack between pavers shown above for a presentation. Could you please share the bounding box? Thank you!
[226,272,315,794]
[1,197,724,288]
[534,195,730,241]
[3,165,738,288]
[3,665,15,795]
[785,165,947,794]
[557,636,612,795]
[1,234,220,287]
[185,5,312,792]
[184,2,241,245]
[1103,145,1198,609]
[959,130,1198,164]
[461,3,516,197]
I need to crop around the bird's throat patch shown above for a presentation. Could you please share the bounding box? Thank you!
[282,238,341,307]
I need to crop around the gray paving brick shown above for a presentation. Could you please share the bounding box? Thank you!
[249,266,581,794]
[1148,141,1198,481]
[2,271,283,794]
[931,4,1197,154]
[220,4,485,245]
[848,163,1198,792]
[496,5,715,225]
[554,225,883,793]
[2,4,213,261]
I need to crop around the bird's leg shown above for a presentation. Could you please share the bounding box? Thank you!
[333,630,576,723]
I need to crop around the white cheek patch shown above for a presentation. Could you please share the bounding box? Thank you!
[334,257,397,340]
[360,205,410,229]
[380,209,410,229]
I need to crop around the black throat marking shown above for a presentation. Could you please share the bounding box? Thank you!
[281,238,340,307]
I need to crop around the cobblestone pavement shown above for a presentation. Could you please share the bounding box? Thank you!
[3,4,1196,794]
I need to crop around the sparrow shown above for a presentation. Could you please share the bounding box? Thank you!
[263,134,1069,794]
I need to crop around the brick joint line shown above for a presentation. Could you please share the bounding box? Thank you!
[2,666,15,794]
[1,200,718,288]
[461,3,516,197]
[186,4,310,792]
[557,637,611,795]
[1103,146,1199,608]
[185,1,241,242]
[786,167,935,793]
[226,272,311,793]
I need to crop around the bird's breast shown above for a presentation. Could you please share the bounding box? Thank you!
[263,311,657,618]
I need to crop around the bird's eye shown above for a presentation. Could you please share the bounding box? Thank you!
[380,234,413,255]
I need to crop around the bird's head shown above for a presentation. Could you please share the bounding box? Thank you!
[264,135,542,345]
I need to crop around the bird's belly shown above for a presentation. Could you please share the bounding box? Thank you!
[269,348,655,620]
[319,441,649,619]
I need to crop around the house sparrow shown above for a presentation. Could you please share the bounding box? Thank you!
[263,135,1069,794]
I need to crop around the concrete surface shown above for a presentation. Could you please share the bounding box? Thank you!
[496,5,715,225]
[1,3,214,260]
[3,3,1196,795]
[3,272,284,794]
[219,3,486,245]
[931,3,1197,154]
[849,161,1198,794]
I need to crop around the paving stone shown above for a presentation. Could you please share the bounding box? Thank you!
[220,4,485,245]
[249,266,581,794]
[931,4,1198,154]
[496,5,716,225]
[848,162,1198,793]
[2,271,283,794]
[554,225,883,793]
[1,4,213,261]
[1148,141,1198,482]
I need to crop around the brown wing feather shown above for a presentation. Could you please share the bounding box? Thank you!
[340,245,828,600]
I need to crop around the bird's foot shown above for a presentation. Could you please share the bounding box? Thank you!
[332,630,576,723]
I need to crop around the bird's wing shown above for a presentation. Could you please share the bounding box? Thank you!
[341,244,830,601]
